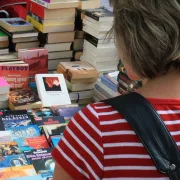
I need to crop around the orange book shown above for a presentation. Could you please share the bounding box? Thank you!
[0,63,29,89]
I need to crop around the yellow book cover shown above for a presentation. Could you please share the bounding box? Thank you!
[0,165,37,180]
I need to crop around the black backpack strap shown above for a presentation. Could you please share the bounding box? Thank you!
[103,92,180,180]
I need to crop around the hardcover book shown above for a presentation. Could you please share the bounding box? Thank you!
[0,63,29,89]
[7,125,40,147]
[18,48,48,82]
[0,110,32,129]
[0,142,21,156]
[35,74,71,107]
[0,18,34,32]
[9,88,42,110]
[24,148,55,179]
[0,165,37,179]
[0,154,28,168]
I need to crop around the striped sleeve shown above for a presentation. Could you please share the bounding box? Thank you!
[52,104,104,180]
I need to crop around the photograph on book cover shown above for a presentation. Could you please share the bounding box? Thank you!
[43,77,61,92]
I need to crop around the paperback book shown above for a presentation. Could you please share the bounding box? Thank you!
[7,125,40,147]
[0,110,32,129]
[0,154,28,168]
[9,88,42,110]
[0,165,37,179]
[0,142,21,156]
[24,148,55,180]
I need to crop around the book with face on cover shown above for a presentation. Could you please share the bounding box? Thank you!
[35,74,71,107]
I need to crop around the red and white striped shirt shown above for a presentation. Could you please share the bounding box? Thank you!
[52,98,180,180]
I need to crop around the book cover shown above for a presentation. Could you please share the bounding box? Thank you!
[35,116,65,127]
[9,88,42,110]
[0,165,37,180]
[0,142,21,156]
[8,175,43,180]
[0,154,28,168]
[25,135,50,150]
[27,108,55,121]
[0,18,33,32]
[50,135,61,147]
[0,64,29,89]
[54,107,82,119]
[35,74,71,107]
[43,124,67,140]
[0,110,32,129]
[0,131,12,143]
[24,148,55,179]
[7,125,40,147]
[83,7,113,21]
[18,48,48,82]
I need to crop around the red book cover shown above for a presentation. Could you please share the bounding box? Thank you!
[29,1,45,19]
[0,64,29,89]
[18,48,48,82]
[0,0,26,7]
[26,135,50,149]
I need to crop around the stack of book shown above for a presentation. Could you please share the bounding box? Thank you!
[57,61,99,105]
[0,18,39,52]
[93,70,142,102]
[27,0,79,73]
[81,8,119,73]
[73,0,100,61]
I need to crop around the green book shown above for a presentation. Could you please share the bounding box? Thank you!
[0,30,8,41]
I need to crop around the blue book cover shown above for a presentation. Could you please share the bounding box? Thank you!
[0,110,32,129]
[7,125,40,147]
[51,135,62,147]
[56,107,82,119]
[7,175,43,180]
[101,76,117,92]
[0,154,28,168]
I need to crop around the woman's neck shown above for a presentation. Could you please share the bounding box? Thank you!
[136,68,180,99]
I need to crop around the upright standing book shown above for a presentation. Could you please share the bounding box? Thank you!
[35,74,71,107]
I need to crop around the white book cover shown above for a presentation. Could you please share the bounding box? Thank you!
[35,74,71,107]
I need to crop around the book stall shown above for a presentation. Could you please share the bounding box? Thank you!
[0,0,141,179]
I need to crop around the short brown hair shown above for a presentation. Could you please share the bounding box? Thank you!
[110,0,180,78]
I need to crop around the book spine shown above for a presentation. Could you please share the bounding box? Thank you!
[105,75,118,85]
[26,16,44,33]
[101,76,117,92]
[83,10,100,21]
[31,0,48,8]
[84,32,98,47]
[30,1,45,19]
[27,11,45,25]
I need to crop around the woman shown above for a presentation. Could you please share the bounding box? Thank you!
[52,0,180,179]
